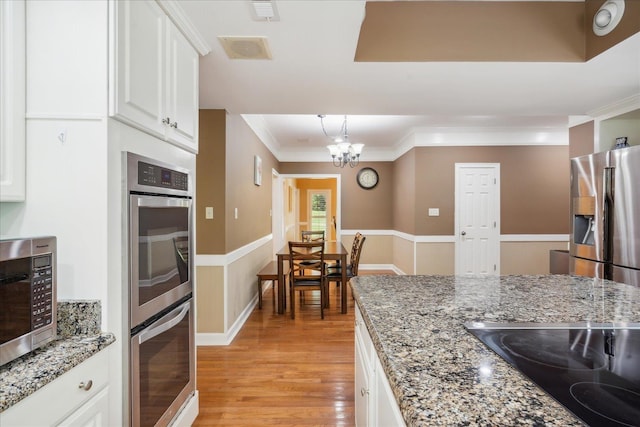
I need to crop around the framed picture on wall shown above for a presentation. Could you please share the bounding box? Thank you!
[254,155,262,186]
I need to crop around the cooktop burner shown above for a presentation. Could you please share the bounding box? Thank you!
[500,330,606,370]
[570,382,640,426]
[465,323,640,427]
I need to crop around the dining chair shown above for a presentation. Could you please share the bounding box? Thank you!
[288,241,327,319]
[329,232,362,270]
[326,235,366,291]
[299,230,325,274]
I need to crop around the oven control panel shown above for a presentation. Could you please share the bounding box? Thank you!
[138,161,188,191]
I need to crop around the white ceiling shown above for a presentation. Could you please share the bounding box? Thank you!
[178,0,640,161]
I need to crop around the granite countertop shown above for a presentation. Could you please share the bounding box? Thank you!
[0,301,116,412]
[350,274,640,427]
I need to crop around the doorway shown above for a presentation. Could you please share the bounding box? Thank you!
[454,163,500,275]
[272,174,341,247]
[307,189,331,237]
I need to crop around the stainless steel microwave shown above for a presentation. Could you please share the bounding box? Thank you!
[0,236,57,365]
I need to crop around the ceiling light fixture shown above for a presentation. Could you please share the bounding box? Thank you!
[319,115,364,168]
[593,0,625,36]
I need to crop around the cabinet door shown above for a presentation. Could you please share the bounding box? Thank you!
[374,356,406,427]
[112,0,166,138]
[355,332,370,427]
[57,387,109,427]
[0,0,26,201]
[166,23,199,152]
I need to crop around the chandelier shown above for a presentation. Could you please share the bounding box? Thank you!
[318,115,364,168]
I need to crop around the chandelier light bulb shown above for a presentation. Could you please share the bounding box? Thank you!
[318,114,365,168]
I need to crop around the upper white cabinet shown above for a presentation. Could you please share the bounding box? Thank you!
[111,0,199,153]
[0,0,26,201]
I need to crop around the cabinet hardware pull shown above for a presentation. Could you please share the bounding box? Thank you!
[171,121,178,128]
[360,387,368,396]
[162,117,171,125]
[78,380,93,391]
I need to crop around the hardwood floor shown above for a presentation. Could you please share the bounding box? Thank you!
[193,271,393,426]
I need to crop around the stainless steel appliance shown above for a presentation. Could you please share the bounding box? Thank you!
[127,152,195,427]
[466,322,640,427]
[570,145,640,286]
[130,298,194,427]
[0,236,56,365]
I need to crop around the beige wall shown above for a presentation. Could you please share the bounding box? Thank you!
[393,150,416,234]
[226,241,273,329]
[413,145,570,235]
[197,110,278,253]
[356,1,640,62]
[357,1,585,62]
[586,0,640,60]
[343,234,393,267]
[569,121,594,159]
[393,235,414,275]
[279,162,394,230]
[416,243,455,275]
[196,266,224,333]
[501,241,570,275]
[225,114,279,252]
[197,110,226,254]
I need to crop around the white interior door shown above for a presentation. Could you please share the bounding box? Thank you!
[455,163,500,275]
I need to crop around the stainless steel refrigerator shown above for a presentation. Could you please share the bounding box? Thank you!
[569,145,640,287]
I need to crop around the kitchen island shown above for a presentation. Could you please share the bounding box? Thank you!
[350,274,640,426]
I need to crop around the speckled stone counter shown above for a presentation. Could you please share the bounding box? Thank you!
[0,300,115,412]
[350,274,640,427]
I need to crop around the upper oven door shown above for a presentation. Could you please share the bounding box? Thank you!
[129,194,192,327]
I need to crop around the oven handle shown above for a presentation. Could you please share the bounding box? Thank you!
[136,196,191,208]
[138,301,190,344]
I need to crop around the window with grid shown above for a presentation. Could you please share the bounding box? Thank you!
[308,190,330,235]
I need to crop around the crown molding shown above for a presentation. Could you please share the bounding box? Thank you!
[156,0,211,56]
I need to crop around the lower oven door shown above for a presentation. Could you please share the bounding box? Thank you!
[131,299,195,427]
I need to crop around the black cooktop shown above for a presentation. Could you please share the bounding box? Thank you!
[465,323,640,427]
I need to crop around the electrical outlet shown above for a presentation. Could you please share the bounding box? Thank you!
[428,208,440,217]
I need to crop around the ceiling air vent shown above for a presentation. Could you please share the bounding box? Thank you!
[218,37,272,60]
[250,0,280,22]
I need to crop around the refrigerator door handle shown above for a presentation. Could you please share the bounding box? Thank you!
[603,167,614,263]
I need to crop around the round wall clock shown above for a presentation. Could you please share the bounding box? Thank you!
[357,167,379,190]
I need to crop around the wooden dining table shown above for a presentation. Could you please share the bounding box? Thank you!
[276,241,349,315]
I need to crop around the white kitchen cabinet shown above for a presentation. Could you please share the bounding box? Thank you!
[0,0,26,201]
[355,324,371,427]
[111,0,199,153]
[355,306,406,427]
[57,387,110,427]
[373,356,406,427]
[0,349,110,427]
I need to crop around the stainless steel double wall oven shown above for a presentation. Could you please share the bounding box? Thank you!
[127,152,195,427]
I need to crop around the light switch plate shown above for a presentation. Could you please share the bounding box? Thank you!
[234,208,238,219]
[428,208,440,217]
[205,207,214,219]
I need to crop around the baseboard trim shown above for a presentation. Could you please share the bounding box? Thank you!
[197,294,259,346]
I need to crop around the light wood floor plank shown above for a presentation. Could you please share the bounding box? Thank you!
[194,271,394,426]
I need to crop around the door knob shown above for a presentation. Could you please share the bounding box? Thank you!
[461,231,466,236]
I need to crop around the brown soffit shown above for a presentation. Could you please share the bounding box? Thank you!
[356,1,586,62]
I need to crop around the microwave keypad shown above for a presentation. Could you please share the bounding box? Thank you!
[32,267,53,329]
